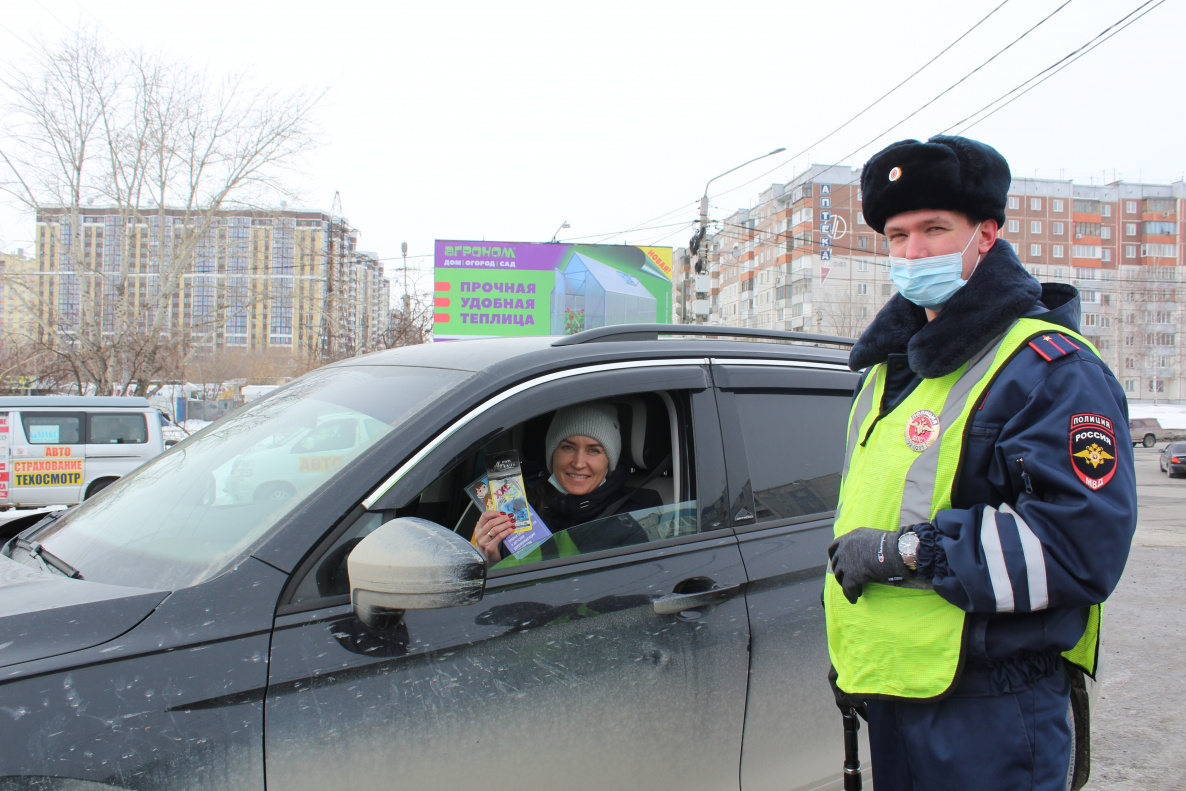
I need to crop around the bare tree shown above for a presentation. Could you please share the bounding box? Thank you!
[0,28,322,397]
[378,274,433,349]
[1109,266,1179,403]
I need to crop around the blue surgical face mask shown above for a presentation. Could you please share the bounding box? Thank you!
[888,224,982,309]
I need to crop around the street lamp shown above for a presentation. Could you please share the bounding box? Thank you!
[549,220,571,244]
[688,147,786,324]
[400,242,409,313]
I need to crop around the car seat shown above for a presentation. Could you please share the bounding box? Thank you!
[617,395,675,505]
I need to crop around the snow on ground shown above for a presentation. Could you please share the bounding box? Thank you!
[181,420,211,433]
[1127,402,1186,429]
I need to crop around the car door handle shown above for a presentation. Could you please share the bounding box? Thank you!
[652,583,743,615]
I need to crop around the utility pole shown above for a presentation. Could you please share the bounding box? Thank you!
[694,148,786,325]
[401,242,409,312]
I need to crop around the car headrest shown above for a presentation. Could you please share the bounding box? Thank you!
[619,396,670,471]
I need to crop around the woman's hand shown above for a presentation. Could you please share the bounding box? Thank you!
[475,510,515,564]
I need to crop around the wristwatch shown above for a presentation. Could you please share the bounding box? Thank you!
[897,530,920,571]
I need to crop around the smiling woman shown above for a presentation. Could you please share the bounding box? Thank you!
[472,400,663,565]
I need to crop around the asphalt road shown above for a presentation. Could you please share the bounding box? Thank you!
[1088,445,1186,790]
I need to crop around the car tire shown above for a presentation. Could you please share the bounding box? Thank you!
[1143,434,1156,448]
[253,482,296,503]
[85,478,117,499]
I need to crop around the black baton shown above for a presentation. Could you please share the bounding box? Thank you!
[842,706,863,790]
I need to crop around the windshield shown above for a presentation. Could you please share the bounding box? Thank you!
[25,364,469,590]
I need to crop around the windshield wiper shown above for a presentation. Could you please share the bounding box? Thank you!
[13,538,84,580]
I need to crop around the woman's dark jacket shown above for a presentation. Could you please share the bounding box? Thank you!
[527,462,661,553]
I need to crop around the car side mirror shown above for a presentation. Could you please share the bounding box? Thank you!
[348,517,486,628]
[165,439,179,447]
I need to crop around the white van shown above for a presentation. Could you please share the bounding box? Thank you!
[0,396,166,508]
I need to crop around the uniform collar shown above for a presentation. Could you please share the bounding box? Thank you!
[849,238,1046,379]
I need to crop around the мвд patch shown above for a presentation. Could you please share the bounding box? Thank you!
[1069,413,1116,490]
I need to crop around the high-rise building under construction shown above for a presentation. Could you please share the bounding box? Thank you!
[25,206,389,360]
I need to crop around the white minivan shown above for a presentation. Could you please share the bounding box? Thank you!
[0,396,166,508]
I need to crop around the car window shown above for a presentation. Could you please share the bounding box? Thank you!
[732,391,849,522]
[27,365,469,591]
[88,413,148,444]
[22,413,83,444]
[290,390,699,604]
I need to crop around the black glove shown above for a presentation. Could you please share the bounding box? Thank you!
[827,664,867,720]
[828,527,911,604]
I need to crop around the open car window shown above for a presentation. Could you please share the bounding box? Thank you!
[289,389,701,605]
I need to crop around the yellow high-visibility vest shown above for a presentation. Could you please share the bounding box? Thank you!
[825,318,1101,699]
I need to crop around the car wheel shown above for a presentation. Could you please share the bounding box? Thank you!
[1143,434,1156,448]
[254,482,296,503]
[85,478,116,499]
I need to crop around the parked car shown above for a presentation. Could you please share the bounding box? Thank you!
[1129,417,1162,448]
[0,396,167,508]
[1159,442,1186,477]
[0,325,1089,790]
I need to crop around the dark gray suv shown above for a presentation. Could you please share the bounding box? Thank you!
[0,325,862,791]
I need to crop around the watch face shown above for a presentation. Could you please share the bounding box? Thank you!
[898,532,920,562]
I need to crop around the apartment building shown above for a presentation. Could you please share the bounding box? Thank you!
[678,170,1185,401]
[23,207,390,359]
[0,249,36,337]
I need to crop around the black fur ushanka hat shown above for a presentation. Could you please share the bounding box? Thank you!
[860,135,1010,235]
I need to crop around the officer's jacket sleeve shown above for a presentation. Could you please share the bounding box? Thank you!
[924,349,1137,614]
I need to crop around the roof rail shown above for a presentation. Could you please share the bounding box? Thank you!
[551,323,855,348]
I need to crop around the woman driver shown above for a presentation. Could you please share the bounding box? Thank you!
[474,401,660,564]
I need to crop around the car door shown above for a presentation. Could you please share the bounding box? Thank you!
[263,361,751,791]
[710,358,869,791]
[11,410,87,506]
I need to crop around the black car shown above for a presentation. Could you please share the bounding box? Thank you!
[1160,442,1186,477]
[0,324,866,790]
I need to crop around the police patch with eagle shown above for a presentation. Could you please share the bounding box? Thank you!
[1069,413,1117,490]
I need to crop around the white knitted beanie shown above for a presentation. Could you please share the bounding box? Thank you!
[545,402,621,473]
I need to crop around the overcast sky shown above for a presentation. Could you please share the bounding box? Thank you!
[1,0,1182,295]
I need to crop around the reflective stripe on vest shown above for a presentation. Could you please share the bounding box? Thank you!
[826,318,1103,699]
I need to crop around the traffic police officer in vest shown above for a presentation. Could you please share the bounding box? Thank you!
[824,135,1137,790]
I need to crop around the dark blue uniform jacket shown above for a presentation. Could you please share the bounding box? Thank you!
[848,239,1137,693]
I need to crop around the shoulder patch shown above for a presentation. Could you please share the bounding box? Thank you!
[1028,332,1081,362]
[1069,413,1117,490]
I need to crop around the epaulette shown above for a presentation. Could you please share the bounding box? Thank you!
[1027,332,1081,362]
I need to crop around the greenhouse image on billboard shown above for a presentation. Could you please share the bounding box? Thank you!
[433,240,672,340]
[550,253,657,334]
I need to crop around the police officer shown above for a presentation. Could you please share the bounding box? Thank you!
[825,135,1137,790]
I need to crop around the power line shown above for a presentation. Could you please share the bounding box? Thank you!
[947,0,1164,134]
[562,220,694,244]
[590,202,698,245]
[839,0,1077,168]
[707,0,1083,232]
[599,3,1016,248]
[643,221,697,248]
[817,0,1166,221]
[32,0,74,34]
[711,0,1017,206]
